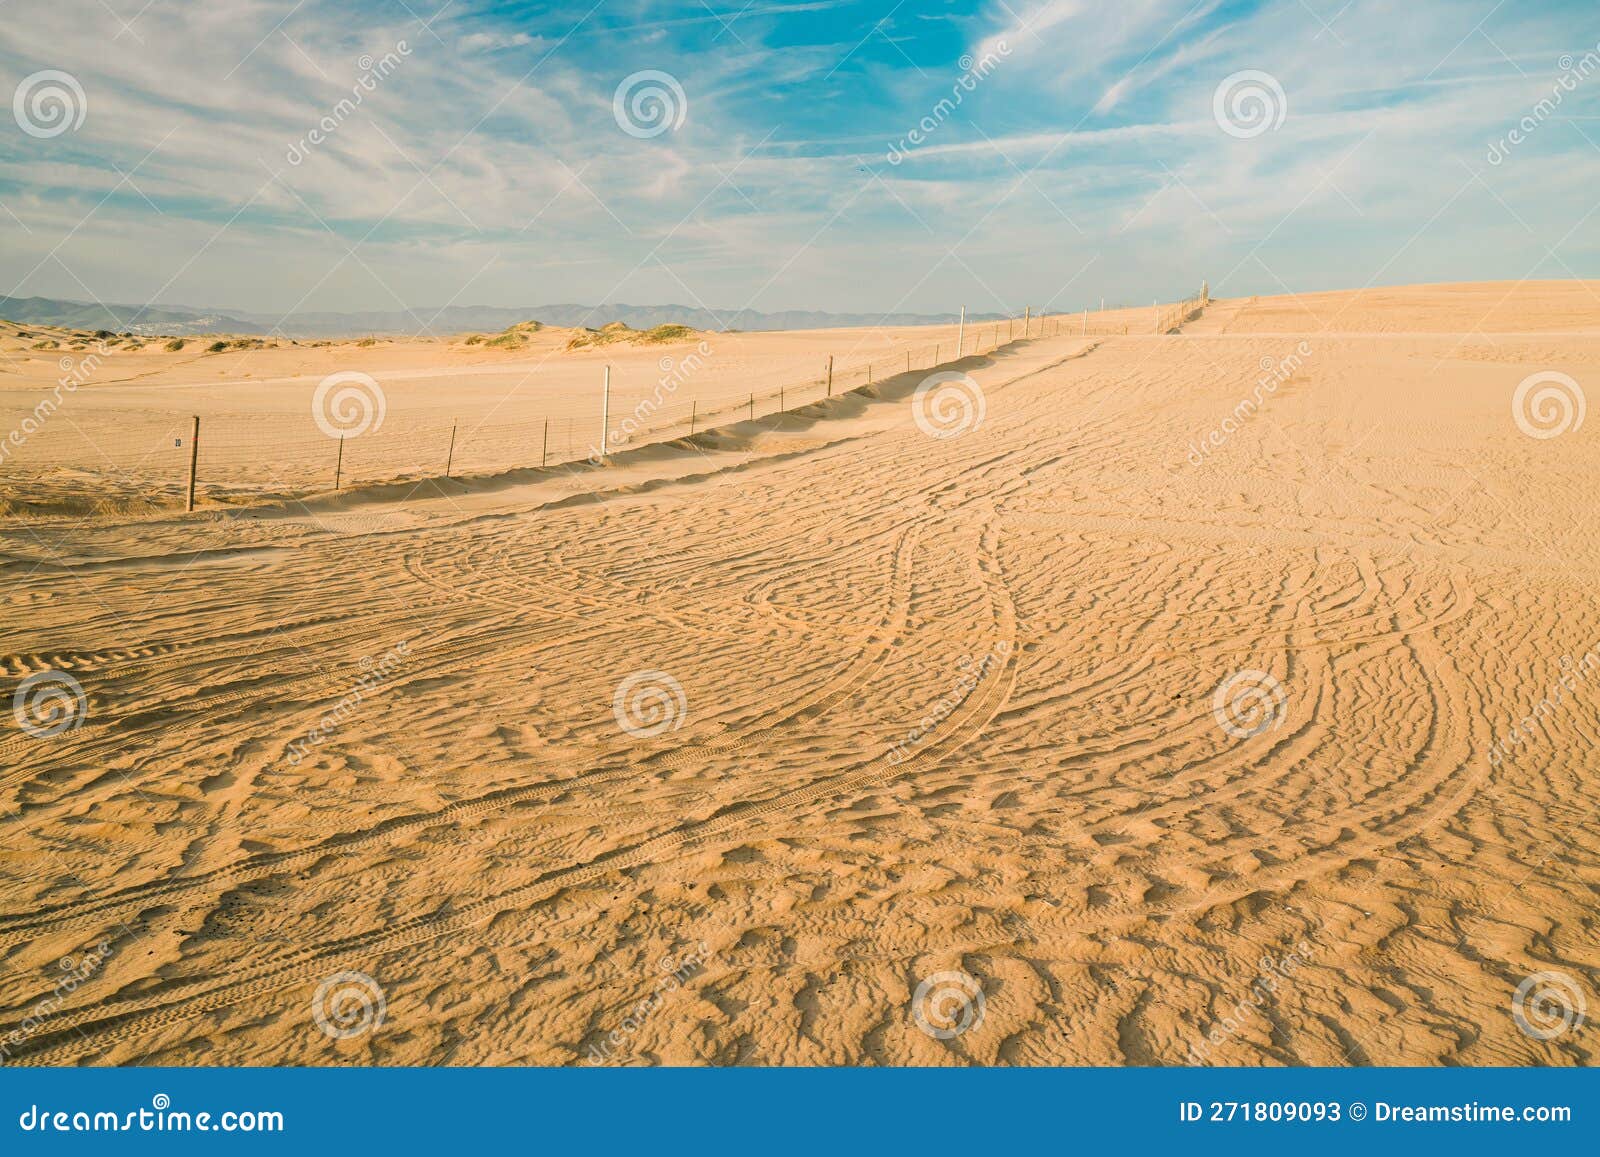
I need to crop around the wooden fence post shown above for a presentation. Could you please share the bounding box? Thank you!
[689,400,696,436]
[334,435,344,491]
[445,420,457,478]
[826,355,833,397]
[1023,306,1030,337]
[748,393,754,422]
[185,415,199,512]
[600,365,611,459]
[541,417,549,466]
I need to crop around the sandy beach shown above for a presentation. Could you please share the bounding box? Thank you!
[2,280,1597,1066]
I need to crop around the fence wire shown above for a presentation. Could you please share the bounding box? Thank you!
[1,302,1203,516]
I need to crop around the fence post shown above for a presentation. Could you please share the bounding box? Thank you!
[826,355,833,397]
[689,400,696,436]
[1023,305,1030,338]
[185,415,199,512]
[600,365,611,459]
[780,386,784,412]
[748,393,754,422]
[957,305,965,359]
[445,420,457,478]
[906,351,911,373]
[541,417,549,466]
[334,435,344,491]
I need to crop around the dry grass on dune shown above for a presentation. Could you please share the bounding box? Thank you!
[0,281,1596,1067]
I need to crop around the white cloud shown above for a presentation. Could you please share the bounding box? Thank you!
[1,0,1595,316]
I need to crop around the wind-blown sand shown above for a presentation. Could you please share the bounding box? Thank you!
[0,310,1119,517]
[1,281,1596,1066]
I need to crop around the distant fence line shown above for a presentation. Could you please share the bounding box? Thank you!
[1,295,1206,517]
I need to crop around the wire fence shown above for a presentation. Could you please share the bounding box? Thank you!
[1,296,1206,518]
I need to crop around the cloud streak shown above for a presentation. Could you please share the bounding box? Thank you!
[1,0,1596,318]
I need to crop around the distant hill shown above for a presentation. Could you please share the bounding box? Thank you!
[0,296,1010,339]
[0,296,267,335]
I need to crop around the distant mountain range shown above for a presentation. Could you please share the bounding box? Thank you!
[0,295,1012,339]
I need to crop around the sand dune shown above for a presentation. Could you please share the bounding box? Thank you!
[1,281,1597,1066]
[0,309,1122,518]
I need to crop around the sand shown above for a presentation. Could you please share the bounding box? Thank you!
[1,280,1596,1066]
[0,310,1122,517]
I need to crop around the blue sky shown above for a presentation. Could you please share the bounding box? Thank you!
[2,0,1598,319]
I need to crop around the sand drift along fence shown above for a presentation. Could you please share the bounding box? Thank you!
[1,294,1206,518]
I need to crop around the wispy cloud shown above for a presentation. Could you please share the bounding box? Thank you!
[1,0,1596,317]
